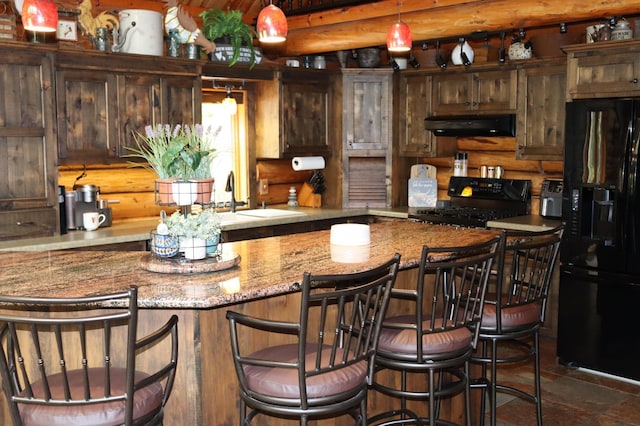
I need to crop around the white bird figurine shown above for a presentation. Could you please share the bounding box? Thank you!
[163,0,216,54]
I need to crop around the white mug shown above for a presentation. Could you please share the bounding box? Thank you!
[83,212,106,231]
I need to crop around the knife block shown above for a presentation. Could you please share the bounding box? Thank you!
[297,183,321,208]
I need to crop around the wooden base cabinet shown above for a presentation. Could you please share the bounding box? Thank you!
[0,46,58,240]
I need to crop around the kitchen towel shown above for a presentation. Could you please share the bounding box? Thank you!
[292,156,325,171]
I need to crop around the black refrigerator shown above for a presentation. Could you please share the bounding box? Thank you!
[558,99,640,381]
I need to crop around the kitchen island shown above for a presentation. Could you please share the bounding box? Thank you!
[0,220,500,425]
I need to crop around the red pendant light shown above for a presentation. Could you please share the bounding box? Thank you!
[256,2,287,43]
[386,1,412,53]
[22,0,58,32]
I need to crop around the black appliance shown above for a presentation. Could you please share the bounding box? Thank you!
[409,176,531,228]
[424,115,516,137]
[558,99,640,381]
[539,179,563,218]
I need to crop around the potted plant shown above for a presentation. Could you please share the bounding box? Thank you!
[199,8,259,68]
[165,208,222,260]
[125,123,220,205]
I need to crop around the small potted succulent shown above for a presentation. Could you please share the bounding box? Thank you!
[125,123,220,205]
[165,208,222,259]
[199,8,260,67]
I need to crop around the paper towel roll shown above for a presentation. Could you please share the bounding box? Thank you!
[292,156,325,171]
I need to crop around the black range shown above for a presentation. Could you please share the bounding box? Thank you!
[409,177,532,228]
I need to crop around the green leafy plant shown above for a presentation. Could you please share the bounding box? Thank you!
[125,124,220,180]
[165,208,221,241]
[200,8,257,67]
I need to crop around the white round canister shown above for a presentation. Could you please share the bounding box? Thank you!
[118,9,163,56]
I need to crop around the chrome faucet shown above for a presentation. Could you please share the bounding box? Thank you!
[225,171,247,212]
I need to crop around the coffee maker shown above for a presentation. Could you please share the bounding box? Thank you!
[71,184,100,230]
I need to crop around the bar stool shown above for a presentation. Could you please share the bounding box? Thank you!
[0,287,179,426]
[471,225,563,426]
[371,236,501,425]
[226,254,401,425]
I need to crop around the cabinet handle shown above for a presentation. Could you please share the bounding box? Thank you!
[632,78,639,84]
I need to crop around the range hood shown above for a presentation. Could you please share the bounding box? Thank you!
[424,115,516,137]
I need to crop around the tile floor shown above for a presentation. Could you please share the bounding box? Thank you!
[490,336,640,425]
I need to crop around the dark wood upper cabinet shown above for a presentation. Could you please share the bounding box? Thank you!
[565,39,640,100]
[255,69,333,158]
[55,51,202,164]
[432,69,517,115]
[516,62,566,160]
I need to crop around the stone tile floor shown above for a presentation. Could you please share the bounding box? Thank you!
[490,336,640,425]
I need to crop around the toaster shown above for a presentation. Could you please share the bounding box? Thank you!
[539,179,563,218]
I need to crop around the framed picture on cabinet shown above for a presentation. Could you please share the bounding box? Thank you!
[57,19,77,41]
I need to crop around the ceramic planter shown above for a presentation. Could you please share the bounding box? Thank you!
[171,181,198,206]
[180,237,207,260]
[194,178,215,204]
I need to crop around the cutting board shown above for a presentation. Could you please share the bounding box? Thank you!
[410,164,437,179]
[408,164,438,207]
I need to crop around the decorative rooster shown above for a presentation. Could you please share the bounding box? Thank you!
[163,0,216,54]
[77,0,119,38]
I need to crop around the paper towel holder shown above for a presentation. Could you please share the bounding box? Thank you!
[292,156,325,171]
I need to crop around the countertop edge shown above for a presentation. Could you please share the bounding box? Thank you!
[0,207,406,251]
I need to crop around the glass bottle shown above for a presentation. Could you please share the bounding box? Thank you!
[167,29,181,57]
[612,19,633,40]
[95,27,110,52]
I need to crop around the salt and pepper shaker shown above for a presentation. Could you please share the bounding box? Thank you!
[453,153,468,177]
[287,186,299,207]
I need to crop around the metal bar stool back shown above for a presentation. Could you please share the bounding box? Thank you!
[371,236,501,426]
[0,287,179,426]
[226,254,401,425]
[471,225,564,426]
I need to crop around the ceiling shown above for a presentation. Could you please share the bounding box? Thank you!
[60,0,640,55]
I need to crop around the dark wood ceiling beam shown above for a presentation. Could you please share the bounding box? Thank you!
[281,0,639,55]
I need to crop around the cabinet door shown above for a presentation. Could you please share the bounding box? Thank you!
[473,69,517,113]
[343,72,392,151]
[163,75,202,126]
[566,47,640,99]
[281,78,330,156]
[118,74,162,156]
[398,74,432,156]
[432,73,472,115]
[0,50,57,238]
[56,70,118,163]
[433,70,516,115]
[516,65,566,160]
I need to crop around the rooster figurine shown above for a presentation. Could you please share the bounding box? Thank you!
[163,0,216,54]
[77,0,119,38]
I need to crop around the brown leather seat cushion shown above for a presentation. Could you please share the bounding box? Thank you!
[480,294,542,330]
[243,343,367,399]
[378,315,473,355]
[19,367,163,426]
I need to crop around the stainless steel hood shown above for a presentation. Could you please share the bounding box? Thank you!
[424,115,516,137]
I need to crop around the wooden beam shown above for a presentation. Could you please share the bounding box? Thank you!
[281,0,640,55]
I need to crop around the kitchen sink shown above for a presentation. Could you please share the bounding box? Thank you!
[216,209,306,225]
[235,209,307,218]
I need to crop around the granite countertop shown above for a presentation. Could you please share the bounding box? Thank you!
[0,206,407,252]
[486,214,562,232]
[0,221,500,309]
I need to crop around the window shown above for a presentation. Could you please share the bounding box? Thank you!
[202,89,248,209]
